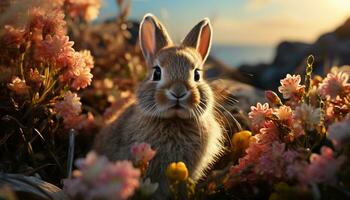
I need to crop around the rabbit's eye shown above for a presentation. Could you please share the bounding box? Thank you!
[152,66,161,81]
[194,69,200,81]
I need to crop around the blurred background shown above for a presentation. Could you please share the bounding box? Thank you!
[99,0,350,67]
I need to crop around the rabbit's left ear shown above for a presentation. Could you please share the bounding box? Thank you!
[182,18,212,63]
[139,13,173,66]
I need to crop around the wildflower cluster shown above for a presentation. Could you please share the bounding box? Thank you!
[222,61,350,199]
[63,151,141,200]
[64,143,159,200]
[0,0,99,187]
[64,143,195,200]
[0,1,96,130]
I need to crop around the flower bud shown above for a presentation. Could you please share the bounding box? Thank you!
[232,130,252,152]
[131,142,156,163]
[265,90,282,106]
[166,162,188,181]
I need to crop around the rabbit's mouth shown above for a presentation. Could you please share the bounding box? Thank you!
[170,102,184,110]
[160,103,192,119]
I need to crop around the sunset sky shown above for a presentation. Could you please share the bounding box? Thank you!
[100,0,350,46]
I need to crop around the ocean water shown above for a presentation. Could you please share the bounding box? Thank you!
[210,45,275,67]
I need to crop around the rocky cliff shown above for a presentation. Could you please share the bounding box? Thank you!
[235,16,350,90]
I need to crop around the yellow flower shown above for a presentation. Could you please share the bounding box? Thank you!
[232,130,252,151]
[166,162,188,181]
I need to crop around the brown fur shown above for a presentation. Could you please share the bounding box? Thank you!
[94,14,224,198]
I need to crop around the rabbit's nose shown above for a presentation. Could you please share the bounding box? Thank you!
[170,91,186,99]
[168,84,188,100]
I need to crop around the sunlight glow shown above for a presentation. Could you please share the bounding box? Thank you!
[332,0,350,11]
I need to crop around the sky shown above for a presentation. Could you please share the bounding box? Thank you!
[99,0,350,46]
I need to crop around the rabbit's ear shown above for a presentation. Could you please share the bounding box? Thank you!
[182,18,212,62]
[139,13,173,65]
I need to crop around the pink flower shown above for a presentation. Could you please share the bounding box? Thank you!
[41,8,66,37]
[278,74,305,99]
[54,91,82,119]
[131,142,156,163]
[228,117,308,185]
[328,117,350,145]
[284,152,307,180]
[28,7,45,42]
[65,0,101,21]
[55,91,95,131]
[275,105,293,125]
[325,104,336,124]
[75,151,108,176]
[257,121,280,144]
[62,114,86,130]
[318,71,350,99]
[1,25,26,48]
[230,140,289,183]
[28,6,66,40]
[66,51,93,90]
[275,105,304,141]
[36,35,75,68]
[229,140,267,182]
[28,7,45,28]
[70,66,93,90]
[294,103,321,131]
[80,50,94,69]
[248,103,273,131]
[303,146,343,185]
[230,138,306,184]
[7,76,30,95]
[104,162,140,199]
[54,92,95,130]
[64,151,140,200]
[65,112,95,131]
[243,139,267,164]
[256,142,286,179]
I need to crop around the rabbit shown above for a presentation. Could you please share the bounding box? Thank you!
[94,13,227,198]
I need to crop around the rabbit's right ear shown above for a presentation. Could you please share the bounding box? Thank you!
[139,13,173,66]
[182,19,212,63]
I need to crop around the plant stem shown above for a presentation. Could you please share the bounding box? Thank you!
[35,79,57,105]
[303,55,314,104]
[19,52,25,80]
